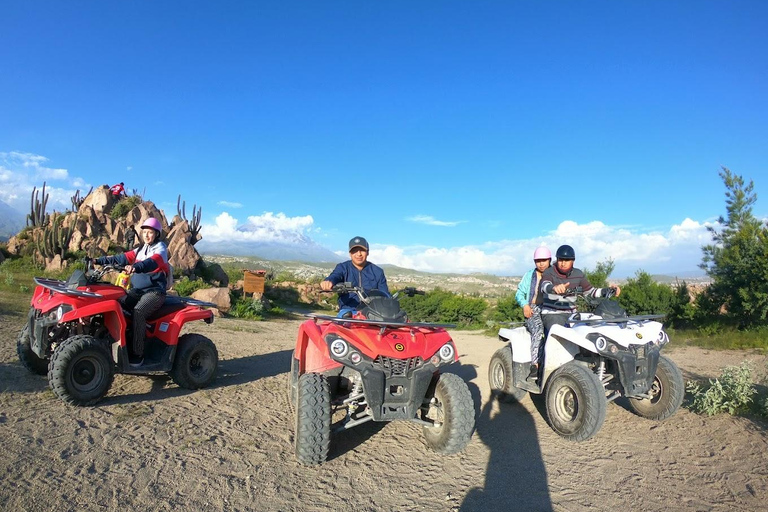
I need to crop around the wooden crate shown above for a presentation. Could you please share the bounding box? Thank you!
[243,269,266,295]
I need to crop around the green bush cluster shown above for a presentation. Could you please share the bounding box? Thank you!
[173,276,210,297]
[685,362,758,416]
[399,289,488,328]
[229,296,266,320]
[109,196,142,219]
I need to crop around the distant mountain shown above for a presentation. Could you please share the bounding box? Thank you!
[0,200,25,241]
[196,225,343,264]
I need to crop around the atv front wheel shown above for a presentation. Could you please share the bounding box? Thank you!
[294,372,331,465]
[17,322,48,375]
[421,373,475,454]
[628,354,684,421]
[545,362,606,441]
[49,335,114,406]
[171,334,218,389]
[489,346,527,403]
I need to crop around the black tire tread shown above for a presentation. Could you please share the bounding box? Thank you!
[48,335,114,406]
[489,346,527,403]
[422,372,475,454]
[295,372,331,465]
[628,354,684,421]
[545,362,606,442]
[17,323,48,375]
[171,333,218,389]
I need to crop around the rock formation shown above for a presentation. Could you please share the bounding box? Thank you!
[6,185,203,276]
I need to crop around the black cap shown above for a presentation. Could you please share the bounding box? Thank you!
[349,236,369,251]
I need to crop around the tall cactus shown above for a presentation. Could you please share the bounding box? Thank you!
[27,182,50,227]
[35,216,73,260]
[70,186,93,211]
[177,194,202,245]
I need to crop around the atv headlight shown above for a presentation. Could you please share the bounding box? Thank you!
[588,333,619,355]
[595,336,607,351]
[438,343,455,362]
[51,304,73,322]
[330,338,349,358]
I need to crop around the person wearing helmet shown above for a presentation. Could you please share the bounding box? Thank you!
[320,236,390,316]
[539,244,621,345]
[94,217,170,366]
[515,247,552,381]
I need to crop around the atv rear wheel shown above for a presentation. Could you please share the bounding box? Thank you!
[545,362,606,441]
[171,334,218,389]
[628,354,684,421]
[294,372,331,465]
[17,323,48,375]
[489,346,527,403]
[49,335,114,406]
[421,373,475,454]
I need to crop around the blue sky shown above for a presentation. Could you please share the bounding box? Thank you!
[1,1,766,277]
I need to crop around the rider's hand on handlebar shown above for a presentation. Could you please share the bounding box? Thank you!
[553,283,569,294]
[320,280,334,291]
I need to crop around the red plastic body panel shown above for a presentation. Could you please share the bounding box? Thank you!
[30,281,212,349]
[294,317,456,376]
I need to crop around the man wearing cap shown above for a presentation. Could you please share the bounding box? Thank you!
[321,236,390,313]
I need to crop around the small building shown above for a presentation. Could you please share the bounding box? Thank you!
[243,269,267,296]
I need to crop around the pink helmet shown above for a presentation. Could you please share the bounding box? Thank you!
[533,246,551,260]
[140,217,162,232]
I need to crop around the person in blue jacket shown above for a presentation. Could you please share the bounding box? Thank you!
[320,236,390,315]
[515,246,551,381]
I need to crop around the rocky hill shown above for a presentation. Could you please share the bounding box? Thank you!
[4,185,203,275]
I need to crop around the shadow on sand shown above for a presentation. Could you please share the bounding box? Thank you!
[461,389,553,511]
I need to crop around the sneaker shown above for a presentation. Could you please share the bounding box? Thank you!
[527,364,538,380]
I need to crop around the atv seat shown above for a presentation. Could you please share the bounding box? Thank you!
[147,296,186,321]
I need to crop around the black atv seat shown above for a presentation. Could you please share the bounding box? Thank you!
[147,296,187,321]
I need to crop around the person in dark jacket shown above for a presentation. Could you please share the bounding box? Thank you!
[320,236,389,315]
[94,217,169,366]
[539,244,621,336]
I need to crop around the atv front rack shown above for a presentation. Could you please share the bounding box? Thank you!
[306,314,455,330]
[568,314,666,326]
[33,277,103,298]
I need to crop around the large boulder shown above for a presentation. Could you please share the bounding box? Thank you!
[191,287,231,313]
[205,262,229,287]
[79,185,115,223]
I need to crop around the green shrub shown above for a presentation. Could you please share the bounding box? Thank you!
[174,277,210,297]
[686,362,756,416]
[400,288,488,328]
[109,196,142,219]
[229,296,265,320]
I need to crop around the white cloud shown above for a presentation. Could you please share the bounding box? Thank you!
[0,151,90,213]
[217,200,243,208]
[407,215,464,227]
[370,219,717,277]
[201,211,315,243]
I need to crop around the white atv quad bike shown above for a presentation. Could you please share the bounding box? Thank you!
[489,288,684,441]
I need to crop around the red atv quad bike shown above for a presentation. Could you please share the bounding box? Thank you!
[289,283,475,465]
[16,261,219,406]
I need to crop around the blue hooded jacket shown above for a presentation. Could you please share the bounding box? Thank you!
[325,260,389,309]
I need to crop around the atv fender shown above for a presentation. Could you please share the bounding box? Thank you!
[294,321,343,375]
[60,300,127,347]
[541,326,584,385]
[498,327,532,364]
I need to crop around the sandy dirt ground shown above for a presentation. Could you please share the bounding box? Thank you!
[1,310,767,512]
